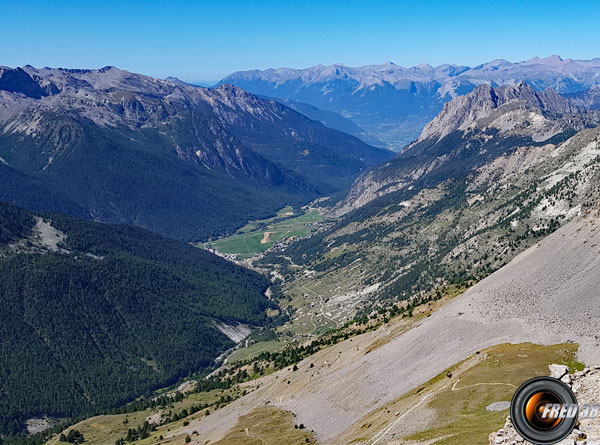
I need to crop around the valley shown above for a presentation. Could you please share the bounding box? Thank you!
[151,78,600,444]
[3,54,600,445]
[123,214,600,445]
[23,210,600,445]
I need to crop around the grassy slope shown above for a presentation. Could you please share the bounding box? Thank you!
[213,406,316,445]
[227,341,289,364]
[47,387,241,445]
[49,394,316,445]
[338,342,584,445]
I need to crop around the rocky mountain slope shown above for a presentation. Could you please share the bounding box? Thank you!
[265,96,368,140]
[0,66,391,241]
[567,85,600,111]
[0,201,276,436]
[220,56,600,149]
[339,81,600,213]
[258,84,600,324]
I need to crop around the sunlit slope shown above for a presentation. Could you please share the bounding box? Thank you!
[158,214,600,443]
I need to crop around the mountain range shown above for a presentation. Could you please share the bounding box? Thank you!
[260,79,600,312]
[0,65,391,241]
[220,55,600,149]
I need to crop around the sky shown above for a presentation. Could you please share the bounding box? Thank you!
[1,0,600,83]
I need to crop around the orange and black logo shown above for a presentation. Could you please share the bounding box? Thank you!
[510,377,578,444]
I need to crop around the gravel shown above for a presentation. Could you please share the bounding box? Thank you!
[486,402,511,412]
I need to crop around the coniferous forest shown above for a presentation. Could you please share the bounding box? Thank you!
[0,202,274,435]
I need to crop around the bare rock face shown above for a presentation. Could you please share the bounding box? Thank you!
[0,67,58,99]
[489,366,600,445]
[336,80,600,215]
[417,81,587,143]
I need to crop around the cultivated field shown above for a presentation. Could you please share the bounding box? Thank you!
[202,207,324,259]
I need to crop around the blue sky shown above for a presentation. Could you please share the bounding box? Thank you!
[1,0,599,82]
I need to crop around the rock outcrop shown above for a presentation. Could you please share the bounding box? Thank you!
[336,81,600,215]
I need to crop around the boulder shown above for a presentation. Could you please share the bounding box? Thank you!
[549,364,570,379]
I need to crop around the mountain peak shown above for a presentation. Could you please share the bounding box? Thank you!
[0,66,57,99]
[525,55,565,66]
[416,62,433,70]
[213,82,250,96]
[418,81,581,142]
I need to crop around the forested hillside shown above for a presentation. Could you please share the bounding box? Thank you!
[0,203,274,436]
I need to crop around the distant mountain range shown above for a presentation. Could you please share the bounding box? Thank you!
[220,55,600,149]
[0,65,391,241]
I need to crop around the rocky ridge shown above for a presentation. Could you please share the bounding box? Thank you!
[417,81,585,142]
[338,81,600,215]
[0,65,389,191]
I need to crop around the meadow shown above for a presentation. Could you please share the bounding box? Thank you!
[202,206,324,259]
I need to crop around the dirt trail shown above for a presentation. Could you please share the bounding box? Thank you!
[260,231,272,244]
[244,427,266,444]
[368,382,452,445]
[365,380,520,444]
[302,284,340,328]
